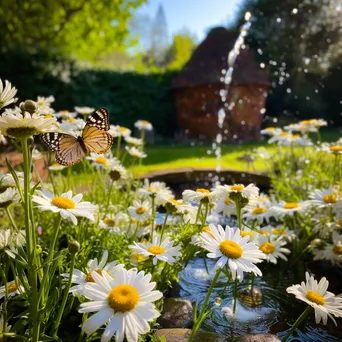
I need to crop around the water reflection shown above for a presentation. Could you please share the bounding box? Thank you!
[178,258,342,341]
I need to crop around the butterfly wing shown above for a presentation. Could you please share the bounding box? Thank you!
[40,132,85,166]
[82,108,113,154]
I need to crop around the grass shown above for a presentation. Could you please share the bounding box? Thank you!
[133,142,274,176]
[132,127,341,176]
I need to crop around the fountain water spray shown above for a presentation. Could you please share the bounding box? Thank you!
[213,12,253,179]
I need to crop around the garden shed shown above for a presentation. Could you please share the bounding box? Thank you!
[172,27,269,142]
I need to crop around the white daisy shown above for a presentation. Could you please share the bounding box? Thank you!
[129,235,182,266]
[59,118,85,132]
[139,181,173,206]
[128,200,152,222]
[0,229,25,251]
[48,163,67,171]
[74,106,95,116]
[32,189,97,225]
[316,231,342,266]
[212,184,259,202]
[243,206,271,223]
[286,272,342,325]
[125,146,146,159]
[36,95,55,107]
[0,280,25,299]
[62,250,124,294]
[261,225,295,241]
[134,120,153,131]
[0,188,20,208]
[214,196,236,217]
[109,164,129,182]
[271,201,309,218]
[79,267,162,342]
[309,187,340,209]
[54,110,77,119]
[0,111,57,139]
[260,127,282,136]
[174,202,198,224]
[86,153,119,170]
[124,136,143,146]
[0,79,17,109]
[109,125,131,138]
[99,213,130,231]
[257,235,290,264]
[0,172,24,191]
[182,188,214,204]
[200,224,264,281]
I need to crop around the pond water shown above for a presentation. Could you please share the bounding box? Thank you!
[178,257,342,342]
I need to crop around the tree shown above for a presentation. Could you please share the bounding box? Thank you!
[165,30,197,70]
[0,0,146,62]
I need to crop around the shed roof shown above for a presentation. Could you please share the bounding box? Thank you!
[172,27,269,89]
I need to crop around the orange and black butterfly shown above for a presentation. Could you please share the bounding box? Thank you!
[41,108,113,166]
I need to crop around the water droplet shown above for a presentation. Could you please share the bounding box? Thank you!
[214,297,223,306]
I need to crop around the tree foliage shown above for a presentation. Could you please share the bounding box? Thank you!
[0,0,146,62]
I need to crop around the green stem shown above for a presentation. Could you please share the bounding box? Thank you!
[116,136,122,159]
[51,251,76,338]
[188,268,222,342]
[21,138,39,342]
[37,216,62,306]
[5,207,17,231]
[160,211,169,240]
[150,196,156,242]
[195,202,203,225]
[236,202,242,230]
[282,305,312,342]
[200,202,209,230]
[232,277,238,314]
[0,266,8,342]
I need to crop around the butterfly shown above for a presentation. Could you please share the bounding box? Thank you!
[41,108,113,166]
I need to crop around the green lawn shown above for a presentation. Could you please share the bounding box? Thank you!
[132,127,341,176]
[133,142,274,176]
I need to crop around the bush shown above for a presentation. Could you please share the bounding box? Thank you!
[0,48,177,138]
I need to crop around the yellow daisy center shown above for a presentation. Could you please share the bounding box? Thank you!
[37,100,45,105]
[284,202,298,209]
[95,157,108,166]
[44,114,53,119]
[329,146,342,152]
[224,197,231,205]
[333,245,342,255]
[60,110,69,115]
[306,291,325,305]
[323,194,337,203]
[196,188,210,194]
[147,246,165,255]
[51,196,75,209]
[240,231,255,238]
[302,120,314,125]
[104,218,115,227]
[336,220,342,226]
[252,207,267,215]
[147,187,160,192]
[119,126,129,132]
[202,226,214,238]
[108,284,139,312]
[219,240,243,259]
[140,120,150,125]
[271,228,286,235]
[280,132,288,136]
[8,283,18,293]
[230,185,244,191]
[131,253,145,263]
[67,118,75,123]
[136,207,146,215]
[259,242,275,254]
[265,127,276,131]
[256,229,269,236]
[86,269,103,283]
[168,198,181,206]
[131,218,137,224]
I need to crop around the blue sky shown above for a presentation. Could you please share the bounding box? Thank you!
[135,0,244,42]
